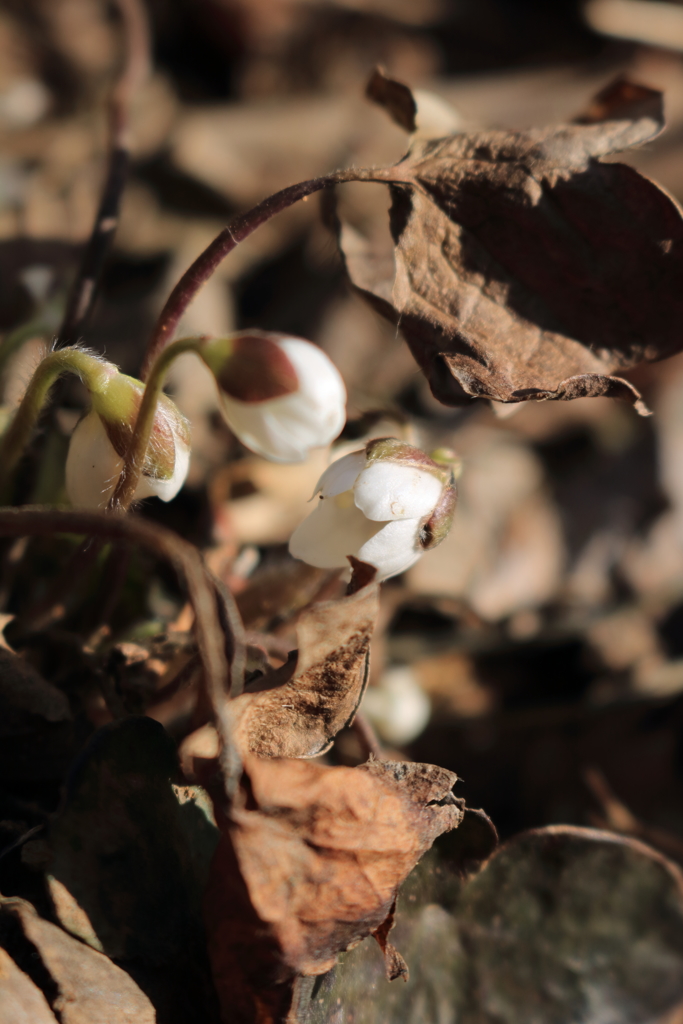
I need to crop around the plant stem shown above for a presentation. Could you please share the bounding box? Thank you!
[0,349,111,493]
[108,336,202,511]
[140,166,388,379]
[56,0,150,346]
[0,506,243,796]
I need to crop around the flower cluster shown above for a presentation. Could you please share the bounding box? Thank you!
[64,332,345,508]
[289,438,457,580]
[17,332,457,574]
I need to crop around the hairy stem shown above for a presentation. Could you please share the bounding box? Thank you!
[0,349,111,492]
[141,166,388,378]
[57,0,150,345]
[109,336,202,511]
[0,507,243,795]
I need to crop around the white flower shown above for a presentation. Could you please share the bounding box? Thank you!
[288,439,457,581]
[66,384,190,510]
[361,665,431,746]
[209,334,346,463]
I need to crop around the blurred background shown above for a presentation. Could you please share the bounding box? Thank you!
[4,0,683,849]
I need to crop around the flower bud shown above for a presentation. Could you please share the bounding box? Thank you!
[201,332,346,463]
[66,369,190,509]
[288,438,457,581]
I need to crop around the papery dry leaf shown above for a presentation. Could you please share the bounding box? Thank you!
[231,580,379,758]
[339,77,683,412]
[0,898,155,1024]
[204,755,463,1023]
[370,899,408,982]
[235,560,332,630]
[366,67,417,133]
[0,946,58,1024]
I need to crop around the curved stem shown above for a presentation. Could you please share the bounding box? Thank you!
[109,337,202,511]
[141,166,389,379]
[0,349,111,492]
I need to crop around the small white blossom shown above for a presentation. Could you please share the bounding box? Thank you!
[289,439,457,581]
[66,386,190,510]
[361,666,431,746]
[214,335,346,463]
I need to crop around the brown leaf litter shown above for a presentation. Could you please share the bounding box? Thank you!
[204,755,464,1023]
[230,578,379,759]
[338,76,683,413]
[0,897,155,1024]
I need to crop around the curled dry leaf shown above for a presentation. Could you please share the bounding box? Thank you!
[230,578,379,759]
[204,755,463,1024]
[365,67,417,133]
[0,898,155,1024]
[339,76,683,412]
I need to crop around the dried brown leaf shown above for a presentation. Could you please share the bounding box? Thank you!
[340,77,682,412]
[0,898,155,1024]
[0,946,58,1024]
[204,755,463,1023]
[231,580,379,758]
[370,899,409,982]
[366,67,417,133]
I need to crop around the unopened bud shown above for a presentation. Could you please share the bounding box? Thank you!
[66,370,190,509]
[200,331,346,463]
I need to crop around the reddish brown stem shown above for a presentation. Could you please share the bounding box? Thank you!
[140,166,387,378]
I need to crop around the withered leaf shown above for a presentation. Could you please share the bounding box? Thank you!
[0,897,155,1024]
[312,824,683,1024]
[204,755,463,1023]
[0,946,57,1024]
[340,77,682,411]
[370,899,408,982]
[47,717,221,1022]
[365,67,417,133]
[456,825,683,1023]
[230,579,379,758]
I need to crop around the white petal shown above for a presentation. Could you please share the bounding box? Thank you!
[354,461,443,521]
[361,665,431,746]
[356,518,423,580]
[279,338,346,431]
[219,397,308,461]
[66,411,125,509]
[147,435,190,502]
[288,493,381,568]
[315,449,366,498]
[66,411,188,509]
[219,339,346,463]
